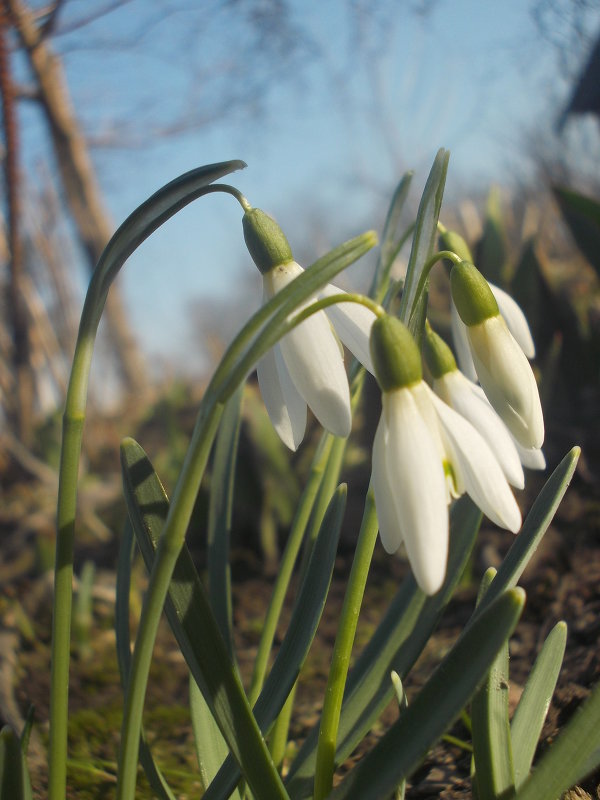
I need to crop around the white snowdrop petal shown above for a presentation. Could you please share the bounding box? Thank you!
[320,283,376,373]
[385,390,449,595]
[371,418,403,553]
[436,371,524,489]
[451,301,478,382]
[266,260,305,293]
[280,310,352,438]
[429,390,522,533]
[490,283,536,358]
[257,344,306,451]
[513,439,547,470]
[468,317,544,449]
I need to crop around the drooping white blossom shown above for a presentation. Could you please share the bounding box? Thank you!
[257,262,376,450]
[450,261,544,450]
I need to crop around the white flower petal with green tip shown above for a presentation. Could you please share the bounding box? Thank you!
[451,300,478,382]
[279,307,352,438]
[371,418,403,554]
[429,389,522,533]
[490,283,535,358]
[435,371,524,489]
[383,389,449,595]
[320,283,376,373]
[257,344,306,451]
[468,316,544,449]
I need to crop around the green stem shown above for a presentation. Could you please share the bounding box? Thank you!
[269,686,297,769]
[248,434,334,704]
[407,248,461,327]
[313,491,379,800]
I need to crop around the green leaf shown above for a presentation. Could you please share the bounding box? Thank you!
[553,185,600,277]
[329,589,526,800]
[207,384,243,653]
[0,726,32,800]
[399,148,449,339]
[201,485,347,800]
[514,676,600,800]
[189,677,242,798]
[474,447,580,619]
[511,621,567,788]
[286,495,482,798]
[120,437,290,800]
[372,171,414,299]
[115,521,178,800]
[471,572,515,799]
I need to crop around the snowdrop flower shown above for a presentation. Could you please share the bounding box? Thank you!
[439,227,535,376]
[450,261,544,450]
[451,282,536,381]
[370,316,521,595]
[423,323,525,489]
[243,207,376,450]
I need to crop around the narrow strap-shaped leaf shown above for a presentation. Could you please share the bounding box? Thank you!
[371,171,414,299]
[513,675,600,800]
[399,148,449,338]
[471,593,515,799]
[207,384,243,653]
[120,438,290,800]
[329,589,526,800]
[475,447,580,618]
[202,485,347,800]
[510,621,567,788]
[115,521,177,800]
[286,495,481,797]
[0,726,33,800]
[190,677,242,799]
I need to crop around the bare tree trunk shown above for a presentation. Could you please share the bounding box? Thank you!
[0,11,34,443]
[4,0,147,394]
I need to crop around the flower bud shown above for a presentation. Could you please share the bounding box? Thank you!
[439,229,473,263]
[450,261,499,326]
[422,324,457,380]
[243,207,293,275]
[370,315,422,392]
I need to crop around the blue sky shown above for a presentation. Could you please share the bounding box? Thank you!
[20,0,600,373]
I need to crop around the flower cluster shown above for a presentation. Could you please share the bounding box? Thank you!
[243,209,544,595]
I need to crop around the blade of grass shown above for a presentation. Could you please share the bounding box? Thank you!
[471,571,515,800]
[510,621,567,788]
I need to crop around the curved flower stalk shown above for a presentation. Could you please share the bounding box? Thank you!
[243,208,376,450]
[450,260,544,450]
[370,316,521,595]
